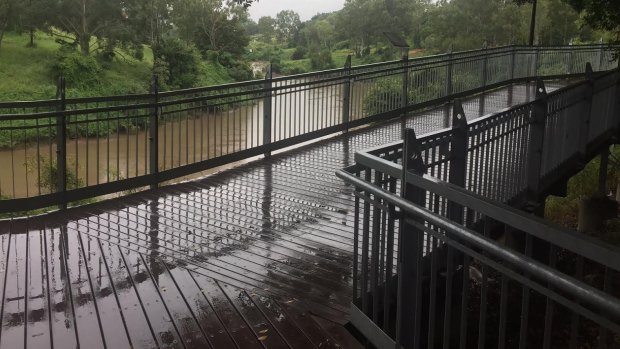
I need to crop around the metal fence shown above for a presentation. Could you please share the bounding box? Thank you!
[0,44,616,213]
[336,67,620,348]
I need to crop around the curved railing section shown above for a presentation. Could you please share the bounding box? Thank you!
[337,67,620,348]
[0,44,617,213]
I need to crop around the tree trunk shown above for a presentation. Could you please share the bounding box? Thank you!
[0,27,5,52]
[80,0,89,55]
[79,34,90,55]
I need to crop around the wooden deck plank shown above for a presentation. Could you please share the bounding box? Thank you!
[190,272,263,349]
[25,228,52,348]
[278,301,341,349]
[0,231,26,349]
[142,255,212,349]
[218,283,290,349]
[118,244,185,349]
[249,293,316,348]
[164,265,238,349]
[0,227,13,346]
[45,227,79,349]
[76,231,133,349]
[96,238,160,349]
[63,225,106,349]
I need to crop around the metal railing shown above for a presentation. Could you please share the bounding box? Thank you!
[336,66,620,348]
[0,44,616,213]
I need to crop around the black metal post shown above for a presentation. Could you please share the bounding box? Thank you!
[402,50,409,115]
[482,41,488,88]
[342,55,352,132]
[510,45,517,81]
[598,146,610,197]
[263,64,273,158]
[526,79,547,208]
[578,63,594,160]
[568,45,575,75]
[397,128,426,349]
[598,38,605,71]
[448,99,468,224]
[149,76,159,190]
[446,45,454,97]
[56,75,67,210]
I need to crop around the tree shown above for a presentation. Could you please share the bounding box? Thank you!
[257,16,275,41]
[49,0,132,55]
[174,0,249,55]
[274,10,301,43]
[564,0,619,43]
[0,0,19,50]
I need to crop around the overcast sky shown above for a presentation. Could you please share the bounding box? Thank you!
[248,0,347,21]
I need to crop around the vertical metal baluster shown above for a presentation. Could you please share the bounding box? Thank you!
[149,77,159,189]
[598,267,612,349]
[56,76,67,209]
[353,188,360,302]
[518,234,533,349]
[383,177,396,334]
[371,171,383,322]
[477,219,492,349]
[569,255,584,349]
[542,244,557,349]
[361,170,371,314]
[263,67,272,157]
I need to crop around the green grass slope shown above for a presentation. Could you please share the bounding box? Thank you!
[0,32,235,102]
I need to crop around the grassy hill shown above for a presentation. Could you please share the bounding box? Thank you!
[0,32,234,102]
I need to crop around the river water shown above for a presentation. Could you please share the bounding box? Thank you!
[0,81,367,199]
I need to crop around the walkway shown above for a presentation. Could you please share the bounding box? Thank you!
[0,82,565,349]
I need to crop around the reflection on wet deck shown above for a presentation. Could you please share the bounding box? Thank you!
[0,83,565,348]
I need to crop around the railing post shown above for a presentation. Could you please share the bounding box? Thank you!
[598,38,605,71]
[568,41,575,75]
[482,41,488,88]
[56,75,67,210]
[578,63,594,160]
[446,44,453,97]
[510,45,517,81]
[397,128,426,349]
[263,64,273,158]
[448,99,468,224]
[401,51,409,117]
[149,76,159,190]
[342,55,352,132]
[526,79,547,208]
[533,47,540,78]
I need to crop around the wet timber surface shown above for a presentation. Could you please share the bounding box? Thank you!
[0,82,566,349]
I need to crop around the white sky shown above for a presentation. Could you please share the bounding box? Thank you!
[248,0,347,21]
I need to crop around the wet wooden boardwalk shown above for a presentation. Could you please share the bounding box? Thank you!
[0,83,564,349]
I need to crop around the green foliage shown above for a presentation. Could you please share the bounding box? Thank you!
[309,48,335,70]
[546,146,620,225]
[53,50,102,87]
[28,156,83,193]
[362,78,411,116]
[291,46,307,60]
[153,38,201,89]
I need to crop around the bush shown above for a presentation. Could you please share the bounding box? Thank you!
[28,156,83,193]
[363,78,413,116]
[270,57,282,74]
[227,62,253,81]
[53,51,102,87]
[153,38,201,89]
[291,47,307,60]
[309,48,334,70]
